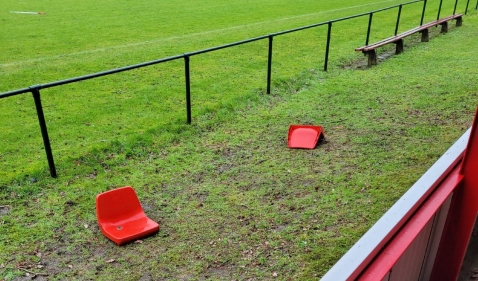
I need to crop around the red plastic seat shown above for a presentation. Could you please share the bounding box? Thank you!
[288,125,325,149]
[96,186,159,245]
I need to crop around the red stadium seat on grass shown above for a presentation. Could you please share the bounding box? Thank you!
[288,125,325,149]
[96,186,159,245]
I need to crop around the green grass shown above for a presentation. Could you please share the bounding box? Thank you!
[1,0,469,182]
[1,0,478,280]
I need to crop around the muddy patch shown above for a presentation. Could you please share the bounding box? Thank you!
[0,205,10,216]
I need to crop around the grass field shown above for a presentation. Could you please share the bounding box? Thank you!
[0,0,467,182]
[1,0,416,182]
[1,0,478,280]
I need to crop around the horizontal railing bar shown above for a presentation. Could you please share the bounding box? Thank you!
[0,0,424,97]
[330,0,423,24]
[186,1,426,57]
[0,54,185,98]
[39,54,185,90]
[0,87,32,99]
[272,21,329,36]
[270,0,423,36]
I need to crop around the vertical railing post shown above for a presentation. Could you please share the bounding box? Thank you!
[420,0,428,25]
[453,0,459,14]
[465,0,471,14]
[184,54,192,124]
[324,22,332,72]
[395,5,403,35]
[267,35,273,94]
[437,0,443,20]
[31,86,57,178]
[366,13,374,46]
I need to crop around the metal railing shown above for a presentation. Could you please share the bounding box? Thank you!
[0,0,474,178]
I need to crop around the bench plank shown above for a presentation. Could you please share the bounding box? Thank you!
[356,14,462,66]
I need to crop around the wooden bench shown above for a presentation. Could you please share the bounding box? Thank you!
[356,14,463,66]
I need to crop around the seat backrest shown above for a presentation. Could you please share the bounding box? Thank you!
[96,186,144,224]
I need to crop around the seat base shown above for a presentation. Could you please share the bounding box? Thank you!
[99,217,159,245]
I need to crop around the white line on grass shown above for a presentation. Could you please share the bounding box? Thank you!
[1,0,398,68]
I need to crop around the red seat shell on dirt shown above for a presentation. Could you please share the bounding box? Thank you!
[288,125,325,149]
[96,186,159,245]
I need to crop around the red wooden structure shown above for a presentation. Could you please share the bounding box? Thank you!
[322,108,478,280]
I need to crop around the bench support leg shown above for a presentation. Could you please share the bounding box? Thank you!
[364,50,377,67]
[395,39,404,54]
[440,21,448,33]
[420,29,429,42]
[456,16,463,27]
